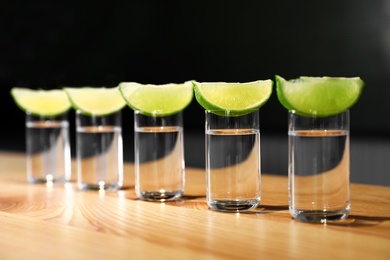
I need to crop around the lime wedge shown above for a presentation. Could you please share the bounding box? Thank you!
[276,75,364,117]
[10,88,71,116]
[119,81,193,116]
[192,80,273,116]
[64,87,126,116]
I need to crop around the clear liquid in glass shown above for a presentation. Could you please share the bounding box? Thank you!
[77,125,123,190]
[206,128,261,212]
[26,120,71,183]
[135,126,184,201]
[289,129,350,223]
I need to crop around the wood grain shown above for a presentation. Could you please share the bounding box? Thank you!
[0,151,389,259]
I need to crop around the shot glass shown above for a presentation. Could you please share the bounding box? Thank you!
[134,111,185,201]
[288,110,350,223]
[76,110,123,191]
[205,110,261,212]
[26,112,71,184]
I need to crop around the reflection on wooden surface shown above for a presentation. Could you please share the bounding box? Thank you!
[0,152,389,259]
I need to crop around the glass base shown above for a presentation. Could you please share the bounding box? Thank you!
[78,182,122,191]
[137,190,183,201]
[208,198,260,212]
[290,208,350,223]
[28,177,68,184]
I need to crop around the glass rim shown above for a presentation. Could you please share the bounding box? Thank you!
[76,109,121,117]
[25,111,69,120]
[134,110,183,118]
[205,109,259,117]
[288,109,349,118]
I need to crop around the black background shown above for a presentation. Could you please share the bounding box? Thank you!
[1,1,389,184]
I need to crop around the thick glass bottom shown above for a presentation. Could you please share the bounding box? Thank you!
[138,190,183,202]
[290,208,350,223]
[208,198,260,212]
[78,182,122,191]
[29,176,68,184]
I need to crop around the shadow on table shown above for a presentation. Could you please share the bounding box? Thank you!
[239,204,289,215]
[328,215,390,227]
[240,208,390,227]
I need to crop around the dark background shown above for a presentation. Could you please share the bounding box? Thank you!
[1,1,389,185]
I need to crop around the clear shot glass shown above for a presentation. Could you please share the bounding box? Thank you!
[76,110,123,191]
[288,110,350,223]
[205,110,261,212]
[26,112,71,184]
[134,111,185,201]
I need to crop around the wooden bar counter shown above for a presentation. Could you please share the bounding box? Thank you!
[0,151,389,259]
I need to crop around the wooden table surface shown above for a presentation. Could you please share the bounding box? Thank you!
[0,151,389,259]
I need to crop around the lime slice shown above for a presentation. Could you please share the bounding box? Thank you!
[64,87,126,116]
[276,75,364,117]
[193,80,273,116]
[10,88,71,116]
[119,81,193,116]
